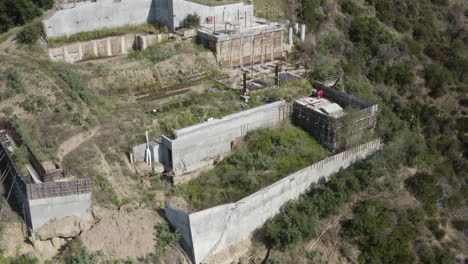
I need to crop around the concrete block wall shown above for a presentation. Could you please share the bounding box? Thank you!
[162,101,289,177]
[215,27,286,67]
[166,139,381,263]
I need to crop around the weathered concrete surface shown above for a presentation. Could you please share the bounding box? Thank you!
[166,139,381,263]
[28,193,93,230]
[171,0,253,30]
[43,0,157,38]
[166,205,194,259]
[43,0,254,38]
[48,33,172,63]
[163,101,288,177]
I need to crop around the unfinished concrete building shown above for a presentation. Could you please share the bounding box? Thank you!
[292,84,379,152]
[131,101,289,183]
[197,17,291,67]
[0,118,93,230]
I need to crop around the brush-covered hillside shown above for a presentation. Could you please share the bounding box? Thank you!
[0,0,466,263]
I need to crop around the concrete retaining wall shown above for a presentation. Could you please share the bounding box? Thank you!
[43,0,157,38]
[43,0,254,38]
[28,193,93,230]
[48,33,170,63]
[162,101,289,177]
[166,139,381,263]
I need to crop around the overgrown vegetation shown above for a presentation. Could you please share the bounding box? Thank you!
[47,23,161,47]
[182,13,200,28]
[173,123,327,210]
[16,21,42,44]
[0,0,52,33]
[142,223,180,264]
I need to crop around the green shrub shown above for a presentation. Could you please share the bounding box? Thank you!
[342,200,417,264]
[384,63,414,87]
[348,16,393,57]
[0,0,42,33]
[424,64,451,98]
[301,0,327,31]
[2,106,13,115]
[154,223,180,249]
[182,13,200,28]
[340,0,363,15]
[7,70,26,94]
[394,17,411,32]
[405,172,443,211]
[16,21,42,44]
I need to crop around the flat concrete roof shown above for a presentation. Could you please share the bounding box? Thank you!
[295,97,345,118]
[199,16,283,37]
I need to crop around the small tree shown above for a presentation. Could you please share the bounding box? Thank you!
[183,13,200,29]
[16,21,43,44]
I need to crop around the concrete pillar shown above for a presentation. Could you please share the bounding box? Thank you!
[216,43,221,65]
[294,23,299,34]
[289,27,293,45]
[300,24,306,42]
[260,34,264,65]
[240,36,244,68]
[121,36,127,54]
[106,38,112,56]
[63,47,70,63]
[93,41,98,57]
[271,31,274,62]
[229,39,233,67]
[78,44,83,61]
[250,35,254,66]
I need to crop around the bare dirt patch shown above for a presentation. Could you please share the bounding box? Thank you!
[57,126,99,163]
[80,206,163,259]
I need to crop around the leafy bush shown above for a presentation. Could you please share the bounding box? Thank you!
[154,223,180,249]
[341,200,417,264]
[405,172,443,212]
[7,70,26,94]
[0,0,41,33]
[2,107,13,115]
[182,13,200,28]
[340,0,363,15]
[16,21,42,44]
[424,64,451,98]
[348,16,393,57]
[384,63,414,87]
[301,0,327,31]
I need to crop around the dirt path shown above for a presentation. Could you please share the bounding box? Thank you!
[57,127,99,163]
